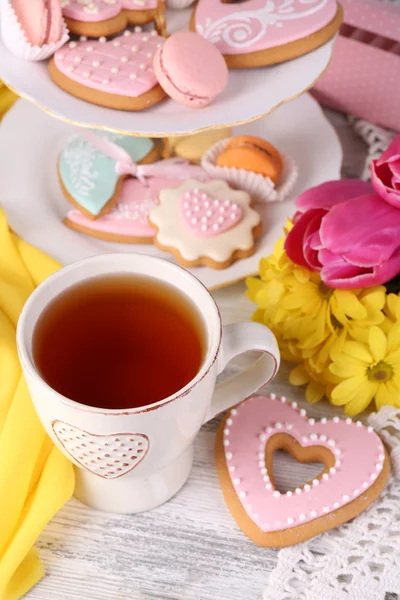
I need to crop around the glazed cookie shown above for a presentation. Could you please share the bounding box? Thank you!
[49,31,166,110]
[148,179,262,269]
[64,175,197,243]
[62,0,160,38]
[216,394,389,547]
[190,0,343,68]
[58,131,158,219]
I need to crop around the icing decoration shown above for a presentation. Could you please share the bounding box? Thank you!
[66,176,191,239]
[53,32,163,97]
[59,131,154,216]
[53,421,149,479]
[223,394,387,532]
[63,0,157,23]
[79,128,211,185]
[179,189,243,237]
[149,179,260,262]
[195,0,338,55]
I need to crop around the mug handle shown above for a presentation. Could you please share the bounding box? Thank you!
[203,322,280,424]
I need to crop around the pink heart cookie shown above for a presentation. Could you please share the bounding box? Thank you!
[53,421,149,479]
[64,176,186,243]
[49,32,167,111]
[191,0,343,68]
[62,1,159,37]
[216,394,389,547]
[180,189,243,237]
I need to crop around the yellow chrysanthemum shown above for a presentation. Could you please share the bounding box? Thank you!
[329,324,400,415]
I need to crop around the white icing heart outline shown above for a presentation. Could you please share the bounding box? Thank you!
[52,420,150,479]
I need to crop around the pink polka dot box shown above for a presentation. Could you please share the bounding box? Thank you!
[312,0,400,132]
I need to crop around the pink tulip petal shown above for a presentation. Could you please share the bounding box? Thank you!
[371,135,400,207]
[295,180,374,213]
[391,161,400,179]
[320,194,400,267]
[322,247,400,289]
[374,135,400,167]
[285,208,325,269]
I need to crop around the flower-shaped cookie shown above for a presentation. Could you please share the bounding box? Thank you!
[149,179,262,269]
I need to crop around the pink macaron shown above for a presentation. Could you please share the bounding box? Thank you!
[11,0,62,46]
[153,31,229,109]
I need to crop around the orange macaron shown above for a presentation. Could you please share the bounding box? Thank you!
[216,136,283,184]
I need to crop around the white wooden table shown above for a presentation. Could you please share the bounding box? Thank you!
[26,111,369,600]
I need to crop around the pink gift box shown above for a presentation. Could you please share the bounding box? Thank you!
[312,0,400,131]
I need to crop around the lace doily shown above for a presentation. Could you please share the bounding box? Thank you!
[264,407,400,600]
[348,117,396,181]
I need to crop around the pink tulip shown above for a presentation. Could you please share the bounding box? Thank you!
[285,180,400,289]
[371,135,400,208]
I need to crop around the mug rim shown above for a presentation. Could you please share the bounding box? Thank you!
[17,253,222,415]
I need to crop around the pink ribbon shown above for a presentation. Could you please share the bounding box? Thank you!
[78,128,207,185]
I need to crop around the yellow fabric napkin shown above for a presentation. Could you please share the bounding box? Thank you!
[0,209,75,600]
[0,81,17,121]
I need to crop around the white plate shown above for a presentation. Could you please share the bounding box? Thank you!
[0,94,342,290]
[0,8,335,136]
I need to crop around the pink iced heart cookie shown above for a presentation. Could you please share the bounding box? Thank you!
[62,1,159,37]
[64,176,187,243]
[180,188,243,237]
[191,0,343,68]
[49,32,167,111]
[53,421,149,479]
[216,394,389,547]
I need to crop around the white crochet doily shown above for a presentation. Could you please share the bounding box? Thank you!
[349,117,396,181]
[264,407,400,600]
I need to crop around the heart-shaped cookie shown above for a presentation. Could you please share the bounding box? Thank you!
[49,32,166,110]
[191,0,343,68]
[64,175,188,242]
[179,189,243,237]
[53,421,149,479]
[216,394,389,547]
[62,1,159,37]
[58,131,158,219]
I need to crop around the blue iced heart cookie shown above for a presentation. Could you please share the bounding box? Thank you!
[58,131,156,218]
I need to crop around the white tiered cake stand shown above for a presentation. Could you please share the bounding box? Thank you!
[0,8,335,136]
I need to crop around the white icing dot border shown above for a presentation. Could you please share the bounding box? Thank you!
[223,394,385,533]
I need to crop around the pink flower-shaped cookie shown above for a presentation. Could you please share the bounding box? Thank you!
[216,394,389,547]
[62,0,159,37]
[149,179,262,269]
[49,32,166,110]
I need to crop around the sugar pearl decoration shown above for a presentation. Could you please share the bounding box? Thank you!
[270,393,276,400]
[223,440,229,447]
[233,478,241,485]
[273,491,281,498]
[231,409,237,416]
[226,419,233,426]
[69,41,77,48]
[312,479,319,487]
[300,409,306,416]
[121,56,128,63]
[228,465,236,473]
[287,517,294,525]
[299,513,306,521]
[291,402,297,409]
[323,506,330,513]
[226,452,233,460]
[310,510,318,518]
[310,433,317,441]
[322,473,329,481]
[134,26,142,32]
[346,418,352,425]
[321,418,327,424]
[92,60,100,67]
[286,491,293,498]
[308,418,315,425]
[304,484,311,492]
[280,396,286,403]
[239,491,246,499]
[295,488,302,495]
[367,426,373,433]
[99,36,106,43]
[333,502,340,509]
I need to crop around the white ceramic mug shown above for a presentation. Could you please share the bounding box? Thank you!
[17,254,280,514]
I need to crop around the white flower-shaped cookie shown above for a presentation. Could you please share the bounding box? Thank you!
[149,179,261,269]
